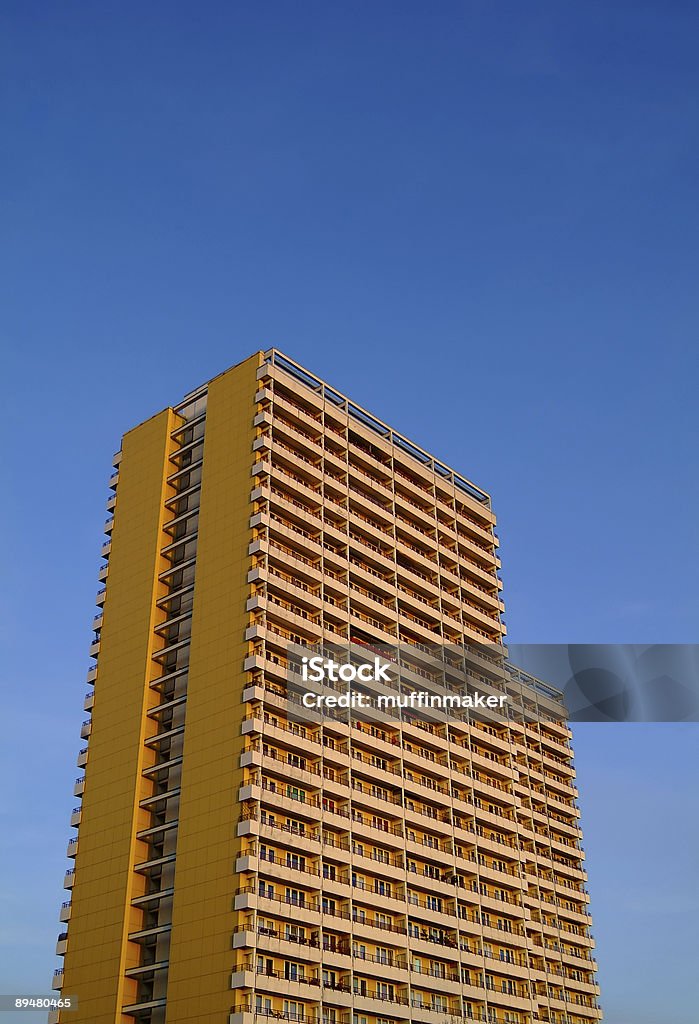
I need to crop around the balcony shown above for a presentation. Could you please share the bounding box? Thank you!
[229,1006,320,1024]
[56,931,68,956]
[239,783,322,822]
[410,1000,462,1022]
[59,901,71,923]
[66,837,78,858]
[271,440,322,486]
[52,969,64,990]
[70,806,82,827]
[241,818,321,856]
[76,748,88,769]
[63,868,75,889]
[236,850,320,887]
[255,933,323,962]
[351,989,410,1017]
[234,966,321,998]
[239,890,326,931]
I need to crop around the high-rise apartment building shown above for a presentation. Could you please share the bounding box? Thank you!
[52,350,601,1024]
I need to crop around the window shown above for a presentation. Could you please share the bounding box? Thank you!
[285,887,304,906]
[257,956,273,976]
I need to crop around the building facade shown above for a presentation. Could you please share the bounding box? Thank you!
[52,350,601,1024]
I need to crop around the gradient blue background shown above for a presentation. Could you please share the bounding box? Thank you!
[1,3,697,1022]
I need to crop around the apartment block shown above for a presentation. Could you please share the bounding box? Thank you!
[52,350,601,1024]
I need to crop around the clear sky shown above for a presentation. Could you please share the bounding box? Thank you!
[1,2,697,1022]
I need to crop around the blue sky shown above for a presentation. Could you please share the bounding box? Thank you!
[0,2,697,1021]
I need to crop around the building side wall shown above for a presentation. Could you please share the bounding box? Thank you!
[164,352,263,1023]
[61,409,179,1024]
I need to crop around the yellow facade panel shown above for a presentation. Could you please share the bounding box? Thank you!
[164,352,263,1024]
[61,409,180,1023]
